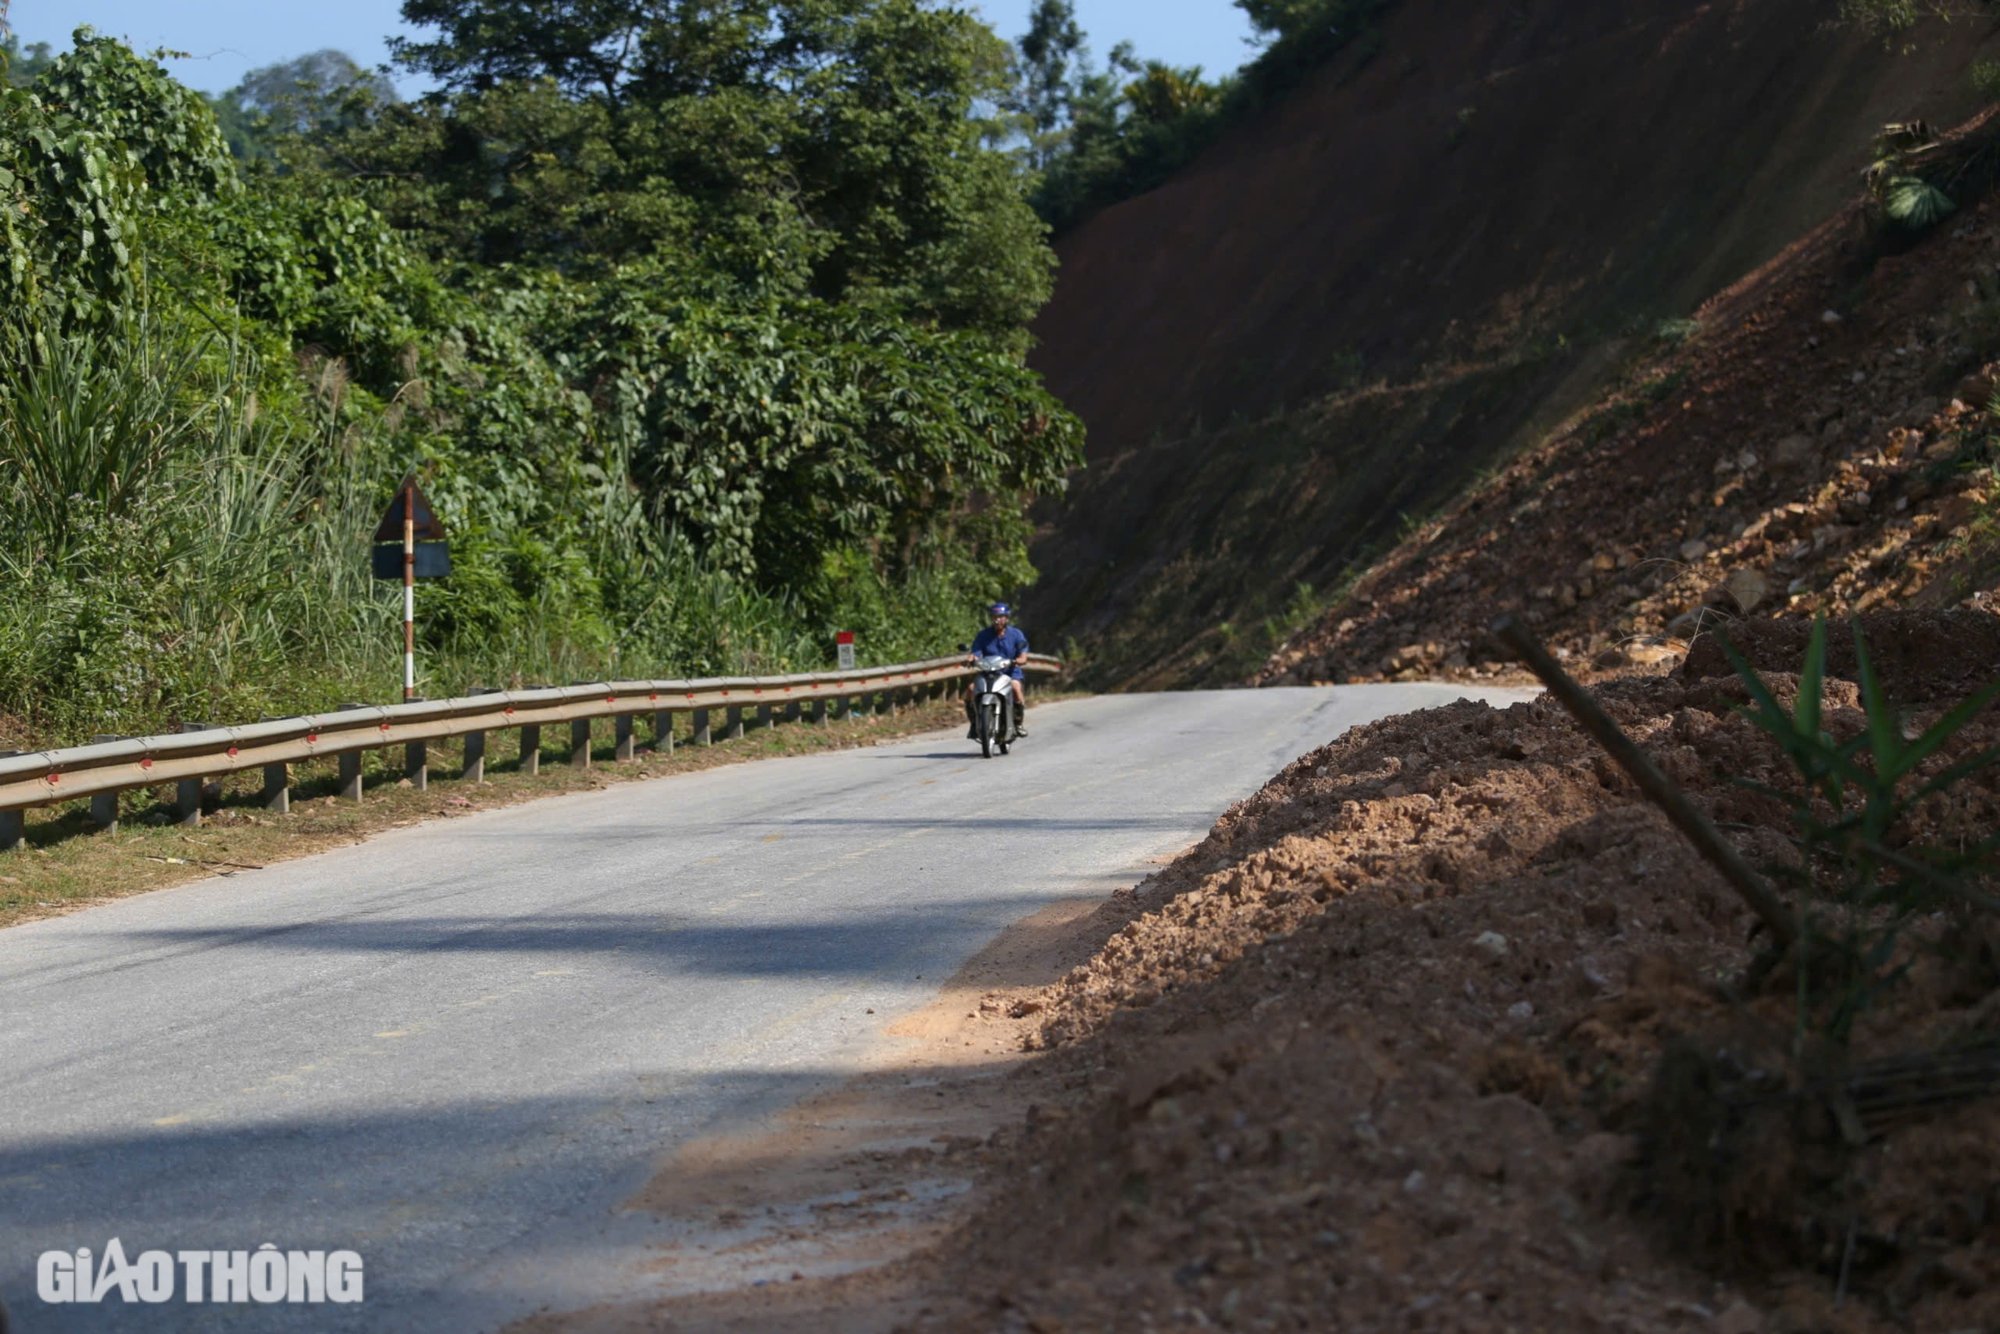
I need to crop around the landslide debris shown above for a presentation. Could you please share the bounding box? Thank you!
[909,612,2000,1333]
[1263,113,2000,690]
[1027,0,2000,690]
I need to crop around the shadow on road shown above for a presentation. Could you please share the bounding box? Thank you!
[79,895,1111,988]
[0,1066,851,1332]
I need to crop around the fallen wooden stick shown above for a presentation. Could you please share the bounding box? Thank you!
[1491,615,1797,949]
[147,856,265,872]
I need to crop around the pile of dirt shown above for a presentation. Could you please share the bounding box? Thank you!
[1026,0,2000,690]
[906,612,2000,1332]
[1263,113,2000,690]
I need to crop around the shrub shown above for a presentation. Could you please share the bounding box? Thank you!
[1724,617,2000,1043]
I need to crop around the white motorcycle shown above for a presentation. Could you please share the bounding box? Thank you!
[963,652,1021,758]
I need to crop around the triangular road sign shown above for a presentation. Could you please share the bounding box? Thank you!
[372,476,447,542]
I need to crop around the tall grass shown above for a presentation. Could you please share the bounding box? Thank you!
[0,309,386,736]
[0,311,998,746]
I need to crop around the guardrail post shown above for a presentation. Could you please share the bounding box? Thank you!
[810,697,828,727]
[0,752,22,851]
[875,690,892,718]
[88,736,120,834]
[262,760,290,814]
[337,752,364,803]
[725,706,744,740]
[336,706,365,802]
[756,702,774,730]
[520,723,541,776]
[653,707,675,755]
[691,708,711,747]
[176,723,210,826]
[405,740,428,792]
[254,716,290,813]
[0,776,19,850]
[783,698,802,724]
[614,713,636,762]
[570,719,592,770]
[462,727,486,783]
[459,689,490,784]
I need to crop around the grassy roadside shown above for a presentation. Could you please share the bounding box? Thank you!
[0,693,1085,931]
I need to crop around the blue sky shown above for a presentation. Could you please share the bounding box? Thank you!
[6,1,1257,96]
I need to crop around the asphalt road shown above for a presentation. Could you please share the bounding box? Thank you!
[0,685,1528,1330]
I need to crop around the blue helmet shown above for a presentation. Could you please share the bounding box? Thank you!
[989,602,1012,618]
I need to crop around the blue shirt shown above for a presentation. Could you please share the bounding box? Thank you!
[970,625,1028,679]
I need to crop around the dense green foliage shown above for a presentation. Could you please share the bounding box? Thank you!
[0,16,1080,745]
[1014,0,1392,235]
[209,51,400,160]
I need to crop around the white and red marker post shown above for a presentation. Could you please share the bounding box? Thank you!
[402,477,416,701]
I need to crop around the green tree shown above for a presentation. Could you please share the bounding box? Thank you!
[1236,0,1335,41]
[1014,0,1083,167]
[1124,60,1218,125]
[1,35,55,86]
[351,0,1050,338]
[0,20,1083,741]
[205,52,398,162]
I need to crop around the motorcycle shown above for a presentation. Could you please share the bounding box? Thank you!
[960,650,1022,758]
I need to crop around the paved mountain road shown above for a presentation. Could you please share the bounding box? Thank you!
[0,685,1528,1330]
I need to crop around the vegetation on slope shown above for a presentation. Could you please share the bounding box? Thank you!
[1008,0,1394,234]
[0,10,1081,746]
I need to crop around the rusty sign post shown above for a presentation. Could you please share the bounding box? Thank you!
[371,476,450,702]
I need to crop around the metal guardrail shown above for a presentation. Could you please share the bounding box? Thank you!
[0,652,1063,849]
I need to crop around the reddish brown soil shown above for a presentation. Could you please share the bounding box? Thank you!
[1263,113,2000,689]
[903,612,2000,1333]
[1027,0,2000,689]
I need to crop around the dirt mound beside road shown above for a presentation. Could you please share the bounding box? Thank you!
[908,612,2000,1332]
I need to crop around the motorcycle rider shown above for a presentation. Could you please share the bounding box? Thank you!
[965,602,1029,739]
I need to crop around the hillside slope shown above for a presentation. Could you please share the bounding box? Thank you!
[1264,110,2000,686]
[1026,0,2000,688]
